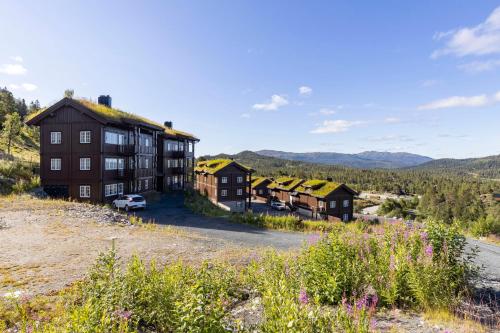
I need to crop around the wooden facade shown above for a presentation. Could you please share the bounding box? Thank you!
[250,177,272,201]
[195,159,253,212]
[26,97,198,203]
[267,177,305,204]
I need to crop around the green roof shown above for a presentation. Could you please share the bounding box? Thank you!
[195,159,252,175]
[26,98,198,141]
[267,177,304,191]
[251,176,270,188]
[295,179,342,198]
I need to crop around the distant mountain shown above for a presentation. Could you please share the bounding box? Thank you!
[255,150,433,169]
[410,154,500,179]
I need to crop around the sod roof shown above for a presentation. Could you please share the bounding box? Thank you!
[26,98,198,141]
[195,159,252,175]
[295,179,342,198]
[251,176,271,188]
[267,177,304,191]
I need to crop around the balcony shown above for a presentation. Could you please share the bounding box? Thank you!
[103,144,134,155]
[138,146,154,154]
[104,169,132,180]
[170,167,184,174]
[168,150,185,158]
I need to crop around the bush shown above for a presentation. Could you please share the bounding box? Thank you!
[469,215,500,237]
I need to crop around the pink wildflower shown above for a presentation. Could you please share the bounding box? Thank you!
[425,244,433,257]
[420,231,428,242]
[298,288,309,304]
[308,233,321,245]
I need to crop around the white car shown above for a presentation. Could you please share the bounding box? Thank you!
[270,201,287,211]
[112,194,146,211]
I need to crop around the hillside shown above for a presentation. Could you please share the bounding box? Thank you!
[411,155,500,179]
[255,149,432,169]
[200,151,498,195]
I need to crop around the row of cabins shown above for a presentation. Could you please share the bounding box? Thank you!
[195,160,356,221]
[26,96,199,203]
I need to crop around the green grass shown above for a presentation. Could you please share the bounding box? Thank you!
[0,220,478,332]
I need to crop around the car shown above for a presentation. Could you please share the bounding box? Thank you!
[112,194,146,211]
[270,201,287,211]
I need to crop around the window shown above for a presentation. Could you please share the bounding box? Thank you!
[80,158,91,170]
[237,176,243,183]
[79,185,90,198]
[105,131,125,145]
[167,177,171,185]
[343,199,349,208]
[144,137,151,147]
[236,201,242,207]
[188,142,193,152]
[221,177,228,184]
[105,158,124,170]
[80,131,91,144]
[138,181,142,191]
[144,158,149,169]
[50,158,61,170]
[318,201,324,208]
[173,176,178,184]
[343,213,349,221]
[105,184,119,197]
[237,188,243,196]
[258,189,263,195]
[145,179,149,190]
[221,189,228,197]
[330,200,336,209]
[50,132,61,144]
[117,183,124,195]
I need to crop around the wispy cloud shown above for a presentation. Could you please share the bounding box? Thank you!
[8,83,38,91]
[384,117,400,123]
[368,134,414,142]
[418,94,490,110]
[240,113,251,118]
[0,63,27,75]
[458,59,500,73]
[10,56,23,62]
[432,6,500,58]
[310,119,364,134]
[298,86,312,97]
[253,94,289,111]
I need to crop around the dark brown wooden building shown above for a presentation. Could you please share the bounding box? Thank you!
[291,179,357,221]
[267,177,304,204]
[26,96,198,203]
[195,159,253,212]
[250,176,272,201]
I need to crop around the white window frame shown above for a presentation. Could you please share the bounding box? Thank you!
[343,213,349,221]
[105,184,119,197]
[145,179,149,190]
[221,177,228,184]
[79,131,91,144]
[221,189,228,197]
[80,157,91,171]
[79,185,90,198]
[330,200,336,209]
[50,158,61,170]
[105,131,125,145]
[237,176,243,183]
[117,183,124,195]
[318,200,324,208]
[50,132,61,144]
[145,158,149,169]
[258,189,263,195]
[237,188,243,196]
[343,199,349,208]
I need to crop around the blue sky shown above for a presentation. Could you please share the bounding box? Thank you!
[1,1,499,158]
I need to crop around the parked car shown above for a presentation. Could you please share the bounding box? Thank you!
[270,201,287,211]
[112,194,146,211]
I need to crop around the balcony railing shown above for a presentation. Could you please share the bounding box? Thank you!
[170,167,184,174]
[103,144,134,155]
[168,151,185,158]
[138,146,154,154]
[104,169,132,179]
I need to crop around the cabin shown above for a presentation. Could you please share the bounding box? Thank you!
[292,179,357,221]
[195,159,253,212]
[250,177,272,201]
[267,177,304,204]
[26,96,198,203]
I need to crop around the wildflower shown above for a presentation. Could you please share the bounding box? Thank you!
[298,288,309,304]
[356,295,368,310]
[370,294,378,309]
[425,244,433,257]
[114,309,133,321]
[308,233,321,245]
[389,254,395,271]
[420,231,428,242]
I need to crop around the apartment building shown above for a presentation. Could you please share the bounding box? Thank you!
[26,96,198,202]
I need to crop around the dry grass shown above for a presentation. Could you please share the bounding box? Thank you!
[424,309,488,333]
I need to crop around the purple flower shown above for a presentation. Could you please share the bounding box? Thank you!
[308,233,321,245]
[420,231,428,242]
[389,254,395,271]
[298,289,309,304]
[425,244,433,257]
[370,318,377,329]
[356,295,368,310]
[370,294,379,309]
[114,309,133,321]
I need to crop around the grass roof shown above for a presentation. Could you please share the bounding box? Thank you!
[251,176,270,188]
[195,159,252,175]
[296,179,341,198]
[267,177,304,191]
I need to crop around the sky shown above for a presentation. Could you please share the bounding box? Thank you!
[1,1,499,159]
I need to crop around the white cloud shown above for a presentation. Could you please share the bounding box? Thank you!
[0,63,27,75]
[318,108,336,115]
[253,94,289,111]
[418,94,489,110]
[240,113,251,118]
[384,117,400,123]
[8,83,38,92]
[458,59,500,73]
[432,6,500,58]
[310,119,364,134]
[298,86,312,96]
[10,56,23,62]
[494,91,500,101]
